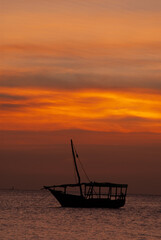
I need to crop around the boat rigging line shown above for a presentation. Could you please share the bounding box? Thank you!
[73,143,91,183]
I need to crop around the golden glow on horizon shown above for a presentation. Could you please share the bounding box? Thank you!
[1,87,161,132]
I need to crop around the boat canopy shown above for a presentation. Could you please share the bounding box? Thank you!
[44,181,128,189]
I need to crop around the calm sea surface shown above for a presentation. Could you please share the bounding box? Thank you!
[0,190,160,240]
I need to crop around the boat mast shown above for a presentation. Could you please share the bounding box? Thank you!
[71,139,83,196]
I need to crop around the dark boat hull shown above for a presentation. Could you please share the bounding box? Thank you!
[49,189,125,208]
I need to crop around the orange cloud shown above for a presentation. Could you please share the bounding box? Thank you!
[1,87,161,133]
[1,0,161,133]
[2,8,161,44]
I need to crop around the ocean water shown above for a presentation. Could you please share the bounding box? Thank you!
[0,190,160,240]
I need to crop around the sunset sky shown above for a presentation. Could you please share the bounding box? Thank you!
[1,0,161,194]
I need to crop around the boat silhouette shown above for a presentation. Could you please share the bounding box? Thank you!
[44,140,128,208]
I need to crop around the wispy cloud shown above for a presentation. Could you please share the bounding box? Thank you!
[1,0,161,134]
[1,71,161,91]
[0,87,161,132]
